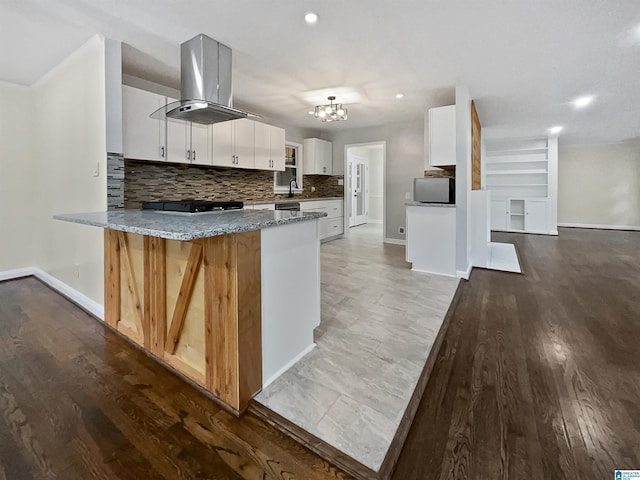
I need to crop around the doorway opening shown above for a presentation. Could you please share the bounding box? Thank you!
[344,142,386,241]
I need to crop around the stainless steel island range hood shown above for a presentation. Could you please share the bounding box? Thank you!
[151,34,249,125]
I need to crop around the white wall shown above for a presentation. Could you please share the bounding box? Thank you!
[558,140,640,228]
[0,83,38,271]
[455,86,472,275]
[0,35,107,304]
[329,120,424,241]
[34,35,107,304]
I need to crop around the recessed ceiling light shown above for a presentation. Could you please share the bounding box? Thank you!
[548,125,564,134]
[572,95,595,109]
[395,93,404,99]
[304,12,318,24]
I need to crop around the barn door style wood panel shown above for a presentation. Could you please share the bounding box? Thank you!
[204,230,262,412]
[163,239,207,386]
[104,231,146,346]
[103,229,263,414]
[471,100,482,190]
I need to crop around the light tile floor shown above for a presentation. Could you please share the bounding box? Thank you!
[254,223,459,471]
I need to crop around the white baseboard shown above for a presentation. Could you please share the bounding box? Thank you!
[367,219,383,224]
[0,267,35,281]
[262,343,315,389]
[384,237,406,246]
[0,266,104,320]
[411,267,457,278]
[558,222,640,232]
[456,263,473,280]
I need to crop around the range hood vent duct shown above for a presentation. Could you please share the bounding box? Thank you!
[151,34,249,125]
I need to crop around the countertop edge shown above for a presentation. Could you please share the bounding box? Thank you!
[405,202,456,208]
[54,211,327,241]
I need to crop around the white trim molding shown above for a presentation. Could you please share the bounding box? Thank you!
[558,222,640,232]
[263,343,315,389]
[384,237,406,246]
[456,263,473,280]
[0,267,104,320]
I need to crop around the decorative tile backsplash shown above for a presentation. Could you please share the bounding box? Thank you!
[124,160,344,209]
[107,153,125,210]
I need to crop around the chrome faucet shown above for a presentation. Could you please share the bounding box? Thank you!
[288,177,298,198]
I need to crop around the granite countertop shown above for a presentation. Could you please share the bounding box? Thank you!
[405,201,456,208]
[248,196,344,205]
[54,209,327,241]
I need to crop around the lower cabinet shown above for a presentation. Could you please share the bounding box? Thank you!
[491,198,548,234]
[300,199,344,241]
[104,230,262,413]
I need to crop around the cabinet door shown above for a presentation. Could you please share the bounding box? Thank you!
[429,105,456,166]
[211,121,234,167]
[233,119,255,169]
[270,126,286,171]
[166,119,189,163]
[320,140,333,174]
[525,200,548,233]
[122,85,166,161]
[190,123,210,165]
[302,139,317,174]
[490,199,508,231]
[253,121,271,170]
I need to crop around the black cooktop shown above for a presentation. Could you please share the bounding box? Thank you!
[142,200,244,213]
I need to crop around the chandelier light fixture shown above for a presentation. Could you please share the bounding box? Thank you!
[314,96,348,122]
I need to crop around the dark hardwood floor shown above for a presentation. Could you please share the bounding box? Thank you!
[1,227,639,479]
[394,228,640,479]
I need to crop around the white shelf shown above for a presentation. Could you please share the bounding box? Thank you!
[486,157,547,165]
[486,169,547,175]
[487,183,548,187]
[510,213,525,216]
[486,147,548,155]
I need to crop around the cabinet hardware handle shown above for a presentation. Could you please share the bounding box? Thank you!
[186,150,191,160]
[192,150,196,161]
[160,146,165,158]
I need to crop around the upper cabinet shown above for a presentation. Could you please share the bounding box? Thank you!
[122,85,284,172]
[429,105,456,167]
[303,138,333,175]
[211,119,284,171]
[166,96,210,165]
[122,85,166,161]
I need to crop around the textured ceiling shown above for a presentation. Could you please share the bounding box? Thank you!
[1,0,639,145]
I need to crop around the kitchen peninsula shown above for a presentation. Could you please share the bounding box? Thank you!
[55,208,326,414]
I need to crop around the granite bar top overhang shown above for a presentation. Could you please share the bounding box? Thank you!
[54,209,327,241]
[405,201,456,208]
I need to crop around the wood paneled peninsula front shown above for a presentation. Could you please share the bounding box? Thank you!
[55,208,326,414]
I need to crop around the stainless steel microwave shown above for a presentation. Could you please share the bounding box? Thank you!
[413,177,455,204]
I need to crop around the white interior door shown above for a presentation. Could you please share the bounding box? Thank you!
[350,157,369,226]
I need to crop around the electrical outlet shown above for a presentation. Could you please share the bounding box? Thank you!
[311,186,316,192]
[338,178,344,186]
[93,162,100,177]
[398,227,405,235]
[73,265,80,279]
[404,191,411,200]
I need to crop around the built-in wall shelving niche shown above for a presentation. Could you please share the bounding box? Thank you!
[485,137,549,199]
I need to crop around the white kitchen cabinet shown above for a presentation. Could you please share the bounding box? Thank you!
[190,123,210,165]
[211,119,254,168]
[303,138,333,175]
[166,98,210,165]
[253,122,284,171]
[301,199,344,241]
[122,85,166,161]
[525,199,548,233]
[270,126,285,171]
[429,105,456,166]
[490,199,509,231]
[491,198,548,233]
